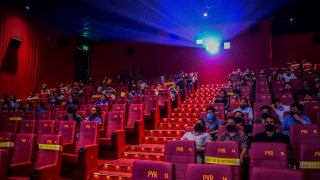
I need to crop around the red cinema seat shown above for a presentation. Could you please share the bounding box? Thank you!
[20,120,37,134]
[164,140,196,180]
[51,105,64,112]
[97,104,109,112]
[9,111,23,120]
[304,101,319,124]
[58,121,76,153]
[115,96,127,104]
[185,164,233,180]
[132,160,175,180]
[205,141,241,180]
[52,111,65,120]
[75,97,85,105]
[29,134,63,180]
[250,167,303,180]
[112,104,127,114]
[130,96,142,104]
[250,142,288,169]
[37,120,54,134]
[7,134,36,177]
[158,89,171,117]
[126,104,144,144]
[299,144,320,180]
[61,121,99,180]
[4,120,21,133]
[185,126,194,132]
[23,111,36,120]
[144,95,160,130]
[0,149,7,180]
[99,111,125,159]
[0,132,15,158]
[80,104,92,113]
[38,111,51,120]
[290,125,320,161]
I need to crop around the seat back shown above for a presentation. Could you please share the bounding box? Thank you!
[205,141,240,180]
[97,104,109,112]
[127,104,144,128]
[38,111,51,120]
[158,89,170,106]
[106,111,125,138]
[304,101,320,124]
[35,134,63,169]
[0,132,15,158]
[10,134,36,164]
[51,105,64,112]
[4,120,21,133]
[132,160,175,180]
[299,144,320,179]
[112,104,126,115]
[58,121,76,145]
[0,149,7,180]
[252,124,265,136]
[80,104,92,112]
[164,140,196,180]
[9,112,22,120]
[115,96,127,104]
[23,111,36,120]
[290,125,320,159]
[250,142,288,169]
[37,120,55,134]
[185,164,233,180]
[20,120,36,134]
[52,111,65,120]
[144,95,158,116]
[145,89,156,95]
[130,96,142,104]
[76,121,99,152]
[250,167,303,180]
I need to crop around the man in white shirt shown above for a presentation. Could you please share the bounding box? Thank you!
[282,70,297,83]
[272,99,290,123]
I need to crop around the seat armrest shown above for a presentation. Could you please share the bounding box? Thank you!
[134,120,144,144]
[31,164,59,180]
[78,144,98,170]
[111,130,126,158]
[9,162,33,176]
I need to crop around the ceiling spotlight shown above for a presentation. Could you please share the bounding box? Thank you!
[289,18,294,22]
[203,12,208,17]
[25,5,30,11]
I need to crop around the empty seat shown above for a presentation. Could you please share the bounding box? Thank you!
[250,167,303,180]
[37,120,55,134]
[290,125,320,161]
[304,101,319,124]
[130,96,142,104]
[132,160,175,180]
[0,132,15,158]
[29,134,63,179]
[23,111,36,120]
[51,105,64,112]
[7,134,36,177]
[158,89,171,117]
[80,104,92,112]
[299,144,320,180]
[99,111,125,159]
[58,121,76,153]
[115,96,127,104]
[4,120,21,133]
[38,111,51,120]
[164,140,196,180]
[112,104,126,112]
[205,141,240,180]
[250,142,288,169]
[61,121,99,180]
[144,95,160,129]
[52,111,65,120]
[9,112,22,120]
[20,120,36,134]
[126,104,144,144]
[185,164,233,180]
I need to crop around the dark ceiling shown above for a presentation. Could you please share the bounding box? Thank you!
[2,0,320,41]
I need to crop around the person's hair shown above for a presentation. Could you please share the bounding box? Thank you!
[206,106,215,112]
[219,89,227,95]
[93,106,101,116]
[232,89,241,95]
[197,118,205,126]
[101,94,107,100]
[264,114,276,122]
[272,98,280,104]
[67,106,77,114]
[260,105,272,113]
[233,111,244,118]
[226,116,236,121]
[240,98,248,103]
[290,102,304,111]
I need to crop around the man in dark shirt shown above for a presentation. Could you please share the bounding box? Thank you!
[252,114,290,149]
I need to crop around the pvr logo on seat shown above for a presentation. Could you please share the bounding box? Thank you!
[176,146,184,152]
[315,151,320,158]
[300,130,309,134]
[147,171,158,178]
[265,150,274,156]
[218,148,226,154]
[203,175,227,180]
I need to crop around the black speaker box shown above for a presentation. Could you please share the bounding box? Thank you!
[9,37,22,49]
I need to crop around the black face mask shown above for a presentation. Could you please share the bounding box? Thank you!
[290,111,300,116]
[226,124,236,132]
[235,117,243,124]
[194,123,206,133]
[261,112,269,119]
[265,124,275,132]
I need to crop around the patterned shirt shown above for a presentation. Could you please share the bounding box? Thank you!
[218,131,249,150]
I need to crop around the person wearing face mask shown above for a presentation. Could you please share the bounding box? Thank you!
[233,111,244,127]
[204,106,222,139]
[213,89,230,111]
[272,99,290,124]
[282,69,297,83]
[233,98,253,125]
[218,117,249,164]
[252,114,290,147]
[181,121,211,163]
[282,102,311,136]
[254,105,272,124]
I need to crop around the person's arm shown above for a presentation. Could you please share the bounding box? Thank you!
[240,148,248,164]
[248,108,254,122]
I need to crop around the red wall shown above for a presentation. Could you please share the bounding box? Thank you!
[90,21,272,84]
[0,3,77,98]
[272,33,320,67]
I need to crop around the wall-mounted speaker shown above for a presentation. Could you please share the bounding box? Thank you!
[9,37,22,49]
[249,23,260,33]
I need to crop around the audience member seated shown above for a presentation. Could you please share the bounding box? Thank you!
[181,120,211,163]
[48,95,60,106]
[280,82,293,93]
[252,114,290,149]
[313,80,320,102]
[272,99,290,124]
[218,116,249,164]
[282,69,297,83]
[282,102,311,136]
[9,95,20,108]
[24,102,34,112]
[213,89,230,111]
[234,111,245,127]
[204,106,222,139]
[27,91,38,100]
[84,106,102,126]
[64,106,83,126]
[66,94,78,106]
[230,89,241,106]
[40,84,51,94]
[169,84,179,101]
[36,101,46,113]
[94,94,108,105]
[233,98,253,125]
[254,105,272,124]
